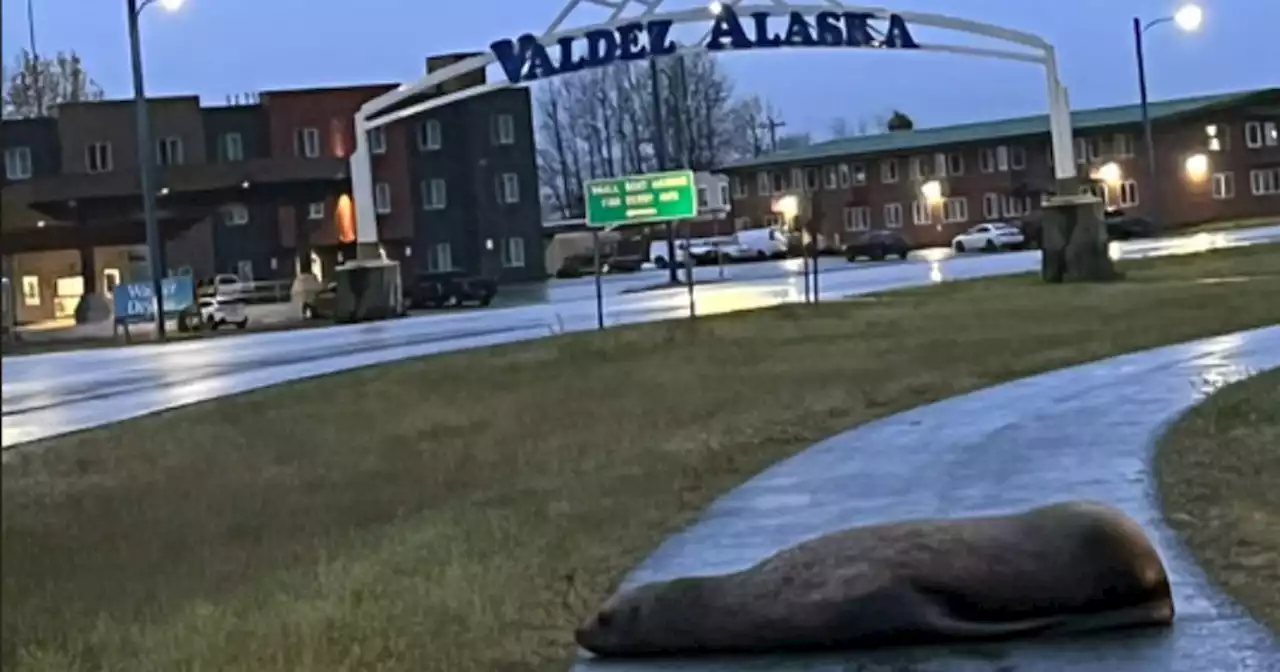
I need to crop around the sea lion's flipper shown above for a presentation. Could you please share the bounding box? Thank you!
[914,589,1174,641]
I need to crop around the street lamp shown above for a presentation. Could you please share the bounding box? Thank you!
[1094,161,1123,186]
[126,0,183,340]
[1184,153,1209,182]
[1133,3,1202,228]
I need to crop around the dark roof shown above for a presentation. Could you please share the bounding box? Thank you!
[724,87,1279,170]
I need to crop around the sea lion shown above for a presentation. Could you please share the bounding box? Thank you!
[575,500,1174,657]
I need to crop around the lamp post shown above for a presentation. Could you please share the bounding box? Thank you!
[772,195,802,303]
[126,0,184,340]
[1133,3,1203,229]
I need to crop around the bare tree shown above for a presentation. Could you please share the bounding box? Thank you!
[4,49,104,118]
[828,117,849,139]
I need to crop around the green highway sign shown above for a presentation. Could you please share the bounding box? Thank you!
[584,170,699,228]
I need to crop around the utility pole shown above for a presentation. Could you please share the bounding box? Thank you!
[26,0,41,116]
[649,57,678,284]
[759,116,786,153]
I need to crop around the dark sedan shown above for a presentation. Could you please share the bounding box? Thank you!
[844,230,912,261]
[405,270,497,309]
[1104,210,1159,240]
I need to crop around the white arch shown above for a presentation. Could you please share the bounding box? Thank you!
[348,0,1078,250]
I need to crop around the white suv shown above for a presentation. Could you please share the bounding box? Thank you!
[196,296,248,330]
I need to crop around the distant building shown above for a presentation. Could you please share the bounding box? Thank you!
[720,87,1279,249]
[0,56,545,324]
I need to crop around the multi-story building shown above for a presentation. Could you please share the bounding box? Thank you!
[721,87,1279,249]
[0,54,544,324]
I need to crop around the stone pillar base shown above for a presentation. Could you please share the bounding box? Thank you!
[353,242,384,262]
[74,293,113,325]
[1040,194,1121,283]
[334,259,403,323]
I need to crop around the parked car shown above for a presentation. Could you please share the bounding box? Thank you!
[1104,209,1159,240]
[555,252,645,278]
[952,223,1025,252]
[196,273,246,299]
[301,282,339,320]
[406,270,497,309]
[179,295,249,331]
[844,230,912,261]
[727,227,790,261]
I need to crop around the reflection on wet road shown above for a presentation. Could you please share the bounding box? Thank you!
[4,225,1278,448]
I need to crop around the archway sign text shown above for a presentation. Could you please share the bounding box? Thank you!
[492,6,919,84]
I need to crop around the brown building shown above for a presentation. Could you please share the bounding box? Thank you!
[720,87,1280,249]
[1,56,545,324]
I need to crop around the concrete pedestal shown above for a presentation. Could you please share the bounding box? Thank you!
[1040,194,1120,283]
[333,259,403,323]
[290,273,323,317]
[73,293,113,325]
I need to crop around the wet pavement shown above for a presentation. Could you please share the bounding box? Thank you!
[574,326,1280,672]
[4,225,1279,448]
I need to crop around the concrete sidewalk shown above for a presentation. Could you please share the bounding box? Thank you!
[575,326,1280,671]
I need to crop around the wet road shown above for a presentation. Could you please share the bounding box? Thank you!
[3,225,1278,448]
[574,326,1280,672]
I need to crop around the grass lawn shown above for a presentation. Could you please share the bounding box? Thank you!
[4,244,1280,671]
[1156,368,1280,634]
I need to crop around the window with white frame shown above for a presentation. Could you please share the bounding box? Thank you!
[996,145,1010,171]
[1009,146,1026,170]
[884,202,903,228]
[1251,168,1280,196]
[910,155,930,180]
[982,193,1000,220]
[308,201,325,219]
[947,153,964,176]
[804,167,819,191]
[1244,121,1264,148]
[851,163,867,185]
[21,276,40,307]
[221,132,244,161]
[501,237,526,267]
[1074,138,1088,164]
[1118,179,1139,207]
[912,199,931,226]
[1212,172,1234,200]
[843,205,871,232]
[719,182,729,208]
[422,178,447,209]
[369,127,387,155]
[419,119,442,151]
[979,148,997,173]
[295,127,321,158]
[4,146,32,180]
[427,242,453,271]
[493,113,516,145]
[790,168,804,191]
[881,158,900,183]
[1267,121,1279,147]
[756,171,771,195]
[223,203,249,226]
[85,142,113,173]
[823,166,838,189]
[498,173,520,204]
[156,136,184,166]
[836,163,851,188]
[1205,124,1228,152]
[697,186,708,209]
[772,171,786,193]
[732,176,748,198]
[374,182,392,213]
[943,197,968,223]
[1113,133,1135,158]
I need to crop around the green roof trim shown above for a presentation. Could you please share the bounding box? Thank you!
[723,87,1278,170]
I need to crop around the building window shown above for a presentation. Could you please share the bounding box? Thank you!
[772,172,786,192]
[836,163,851,188]
[1251,168,1280,196]
[1245,122,1264,148]
[696,186,709,209]
[418,119,442,151]
[1074,138,1088,165]
[943,197,968,223]
[789,168,803,191]
[1009,146,1027,170]
[427,242,453,272]
[1268,121,1280,147]
[493,114,516,146]
[1113,133,1135,158]
[1118,179,1139,207]
[947,153,964,176]
[501,237,526,267]
[4,146,32,180]
[374,182,392,214]
[756,172,771,196]
[910,155,930,180]
[979,148,997,173]
[307,201,325,219]
[823,166,838,190]
[912,200,931,226]
[883,202,903,228]
[369,127,387,155]
[804,168,819,191]
[881,158,899,184]
[221,132,244,161]
[719,182,729,208]
[851,163,867,185]
[85,141,113,173]
[1212,172,1235,200]
[497,173,520,204]
[982,193,1000,220]
[732,176,748,198]
[1003,195,1033,217]
[1205,124,1228,152]
[734,216,751,230]
[156,136,184,166]
[295,127,321,158]
[21,275,40,306]
[223,203,249,225]
[422,178,447,209]
[843,205,871,232]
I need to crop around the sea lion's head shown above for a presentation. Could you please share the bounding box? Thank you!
[575,577,709,657]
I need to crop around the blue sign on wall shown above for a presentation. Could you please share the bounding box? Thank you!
[112,276,195,325]
[491,6,919,84]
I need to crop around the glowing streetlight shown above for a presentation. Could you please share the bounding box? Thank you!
[1094,161,1123,185]
[1173,4,1204,32]
[920,180,944,204]
[1184,153,1209,181]
[772,194,799,223]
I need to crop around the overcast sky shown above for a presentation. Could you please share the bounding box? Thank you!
[4,0,1276,137]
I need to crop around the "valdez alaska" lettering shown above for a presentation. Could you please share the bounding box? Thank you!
[491,6,919,84]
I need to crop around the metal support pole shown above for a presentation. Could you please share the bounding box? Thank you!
[1133,17,1162,228]
[800,221,810,304]
[811,224,820,305]
[127,0,166,340]
[592,229,605,330]
[684,222,696,319]
[649,58,678,285]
